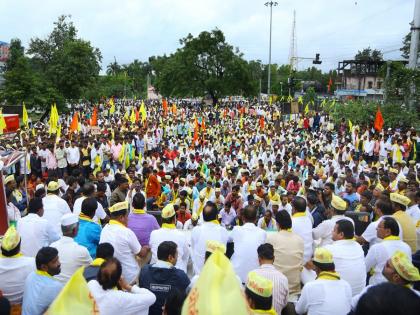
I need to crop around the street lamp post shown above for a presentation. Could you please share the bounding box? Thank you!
[265,1,278,97]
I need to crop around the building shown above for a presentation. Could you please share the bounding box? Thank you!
[0,41,9,86]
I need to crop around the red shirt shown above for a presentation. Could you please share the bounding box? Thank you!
[176,210,191,224]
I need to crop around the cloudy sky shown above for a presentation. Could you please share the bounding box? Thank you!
[1,0,414,73]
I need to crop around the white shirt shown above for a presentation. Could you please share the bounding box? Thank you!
[42,194,71,236]
[296,278,352,315]
[292,214,314,262]
[324,240,366,296]
[73,196,107,223]
[191,222,229,274]
[313,215,354,247]
[361,215,403,246]
[0,256,35,304]
[407,204,420,225]
[229,223,267,282]
[100,222,141,284]
[149,228,190,272]
[88,280,156,315]
[66,146,80,164]
[365,238,411,285]
[17,213,60,257]
[51,236,92,283]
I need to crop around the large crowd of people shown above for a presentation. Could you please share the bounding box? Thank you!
[0,98,419,315]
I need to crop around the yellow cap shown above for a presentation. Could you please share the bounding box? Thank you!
[1,226,20,251]
[191,213,198,221]
[161,203,175,219]
[109,201,129,213]
[206,240,226,254]
[246,272,273,298]
[313,247,334,264]
[389,168,398,174]
[390,193,410,207]
[4,175,15,185]
[391,251,420,282]
[374,183,385,192]
[409,160,416,165]
[331,195,347,211]
[47,181,60,191]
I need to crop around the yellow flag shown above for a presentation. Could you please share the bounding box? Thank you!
[130,108,136,124]
[269,95,272,105]
[182,250,249,315]
[348,120,353,132]
[46,267,99,315]
[304,103,309,115]
[298,96,303,104]
[31,127,36,137]
[280,95,285,102]
[109,98,115,114]
[140,101,147,123]
[239,114,243,129]
[22,102,29,128]
[118,143,125,163]
[124,110,129,121]
[287,95,293,103]
[56,124,62,143]
[0,109,7,135]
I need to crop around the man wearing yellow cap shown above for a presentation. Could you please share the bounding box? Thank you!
[313,194,355,247]
[42,180,72,237]
[365,217,411,285]
[0,226,35,310]
[351,250,420,310]
[245,272,277,315]
[100,201,147,284]
[391,192,417,252]
[296,247,351,315]
[149,204,189,272]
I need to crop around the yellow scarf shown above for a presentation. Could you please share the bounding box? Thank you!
[197,201,205,216]
[132,208,146,214]
[261,218,276,229]
[109,219,125,227]
[0,253,23,258]
[383,235,400,241]
[292,212,306,218]
[252,308,277,315]
[317,271,340,280]
[36,270,53,278]
[162,223,176,229]
[91,258,105,267]
[79,213,94,222]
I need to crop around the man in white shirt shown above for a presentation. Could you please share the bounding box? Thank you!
[365,217,411,285]
[191,201,229,274]
[50,213,92,283]
[291,197,313,263]
[42,181,71,236]
[66,140,80,174]
[100,201,148,284]
[313,194,354,247]
[296,247,352,315]
[251,243,289,314]
[88,257,156,315]
[324,219,366,296]
[72,183,108,224]
[149,204,189,272]
[229,205,266,283]
[17,197,60,257]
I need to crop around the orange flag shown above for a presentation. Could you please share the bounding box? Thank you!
[163,99,168,116]
[70,112,79,133]
[172,103,177,116]
[374,106,384,131]
[135,108,140,122]
[90,107,97,126]
[259,116,265,129]
[201,119,206,132]
[193,127,198,146]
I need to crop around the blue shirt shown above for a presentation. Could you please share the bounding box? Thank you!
[75,218,101,259]
[22,271,63,315]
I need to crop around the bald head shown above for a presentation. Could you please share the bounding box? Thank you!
[97,258,121,290]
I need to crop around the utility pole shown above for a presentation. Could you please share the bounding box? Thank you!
[259,78,262,104]
[265,1,278,97]
[408,0,420,110]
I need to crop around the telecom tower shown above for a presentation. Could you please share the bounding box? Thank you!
[288,10,297,72]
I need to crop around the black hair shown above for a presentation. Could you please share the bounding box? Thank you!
[28,197,43,214]
[1,239,21,257]
[97,257,122,290]
[96,182,107,193]
[203,201,218,222]
[307,193,318,205]
[34,188,46,198]
[81,197,98,218]
[66,175,77,186]
[36,247,59,270]
[335,219,354,239]
[242,205,257,223]
[83,183,95,196]
[132,193,146,209]
[96,243,114,260]
[275,210,292,230]
[376,199,394,215]
[324,182,335,191]
[354,282,420,315]
[313,261,335,271]
[157,241,177,261]
[292,196,306,212]
[110,209,127,218]
[245,288,272,310]
[257,243,274,260]
[382,217,400,236]
[163,288,186,315]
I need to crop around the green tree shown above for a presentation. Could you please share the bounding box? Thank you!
[400,32,420,60]
[355,47,383,61]
[106,58,122,76]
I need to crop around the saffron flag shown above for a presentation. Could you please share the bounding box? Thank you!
[162,99,168,116]
[90,107,97,126]
[201,119,206,132]
[327,77,333,93]
[172,103,177,116]
[259,116,265,129]
[0,109,7,135]
[22,102,29,128]
[46,267,99,315]
[70,112,79,133]
[135,108,139,122]
[374,106,384,131]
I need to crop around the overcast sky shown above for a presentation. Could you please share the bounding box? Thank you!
[1,0,414,73]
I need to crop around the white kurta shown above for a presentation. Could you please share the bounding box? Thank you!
[229,223,267,282]
[73,196,107,223]
[42,194,71,236]
[88,280,156,315]
[312,215,354,247]
[292,214,314,263]
[361,215,403,246]
[51,236,92,283]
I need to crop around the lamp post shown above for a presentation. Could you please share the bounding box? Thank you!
[265,1,278,97]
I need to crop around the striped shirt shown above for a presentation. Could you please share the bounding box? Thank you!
[251,264,289,314]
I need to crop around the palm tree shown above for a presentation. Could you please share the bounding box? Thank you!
[106,57,121,76]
